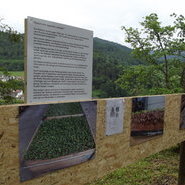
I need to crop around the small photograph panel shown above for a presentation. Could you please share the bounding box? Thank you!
[180,94,185,129]
[105,99,125,136]
[130,96,165,145]
[19,101,97,182]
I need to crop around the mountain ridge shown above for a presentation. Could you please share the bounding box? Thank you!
[93,37,141,65]
[0,32,140,98]
[0,31,140,67]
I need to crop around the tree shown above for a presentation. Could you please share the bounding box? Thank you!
[0,20,24,104]
[118,13,185,95]
[0,67,24,104]
[0,18,22,42]
[116,64,182,96]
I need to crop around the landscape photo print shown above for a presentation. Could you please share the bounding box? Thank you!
[19,101,97,181]
[131,96,165,145]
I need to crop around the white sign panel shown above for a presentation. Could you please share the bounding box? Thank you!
[26,17,93,103]
[105,99,125,136]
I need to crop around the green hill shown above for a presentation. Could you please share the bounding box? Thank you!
[0,32,23,60]
[0,31,23,70]
[0,32,141,98]
[0,33,140,69]
[93,37,141,65]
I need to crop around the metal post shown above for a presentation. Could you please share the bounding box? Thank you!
[178,141,185,185]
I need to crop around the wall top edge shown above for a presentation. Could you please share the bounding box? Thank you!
[0,93,184,108]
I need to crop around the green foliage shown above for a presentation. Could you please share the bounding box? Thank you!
[45,103,83,117]
[0,20,24,104]
[7,71,24,77]
[0,35,140,98]
[93,38,137,97]
[0,59,23,71]
[0,98,24,105]
[116,64,183,96]
[0,18,23,59]
[0,37,140,72]
[0,32,23,60]
[1,15,185,99]
[0,18,23,45]
[88,146,179,185]
[93,38,142,66]
[24,117,95,160]
[0,67,24,104]
[0,79,24,103]
[92,89,106,98]
[118,13,185,95]
[0,20,23,72]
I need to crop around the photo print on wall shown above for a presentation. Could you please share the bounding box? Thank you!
[19,101,97,181]
[105,99,125,136]
[130,96,165,145]
[180,94,185,129]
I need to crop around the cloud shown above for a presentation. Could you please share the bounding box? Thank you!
[0,0,184,45]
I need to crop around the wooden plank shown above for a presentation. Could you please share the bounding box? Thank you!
[2,95,185,185]
[178,141,185,185]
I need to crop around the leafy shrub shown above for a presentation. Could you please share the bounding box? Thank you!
[24,117,95,160]
[45,103,83,117]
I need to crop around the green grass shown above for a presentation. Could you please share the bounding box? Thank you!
[24,117,95,160]
[0,99,24,105]
[0,59,23,63]
[0,71,24,77]
[9,71,24,77]
[92,90,104,98]
[87,146,179,185]
[133,108,164,115]
[45,102,83,117]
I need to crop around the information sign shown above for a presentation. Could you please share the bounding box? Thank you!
[25,17,93,103]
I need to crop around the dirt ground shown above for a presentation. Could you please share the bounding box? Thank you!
[151,175,177,185]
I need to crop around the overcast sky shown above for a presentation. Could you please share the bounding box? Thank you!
[0,0,184,46]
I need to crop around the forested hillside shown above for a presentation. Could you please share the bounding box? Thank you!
[1,13,184,102]
[93,37,141,65]
[0,32,23,71]
[93,38,142,97]
[0,33,139,67]
[0,32,23,59]
[0,32,140,98]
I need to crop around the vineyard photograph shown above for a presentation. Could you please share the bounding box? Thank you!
[131,96,165,145]
[19,102,96,181]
